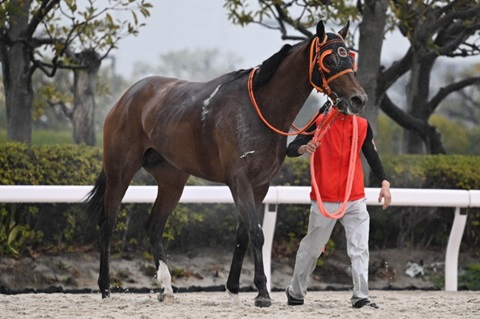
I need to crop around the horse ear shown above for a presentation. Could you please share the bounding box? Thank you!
[338,20,350,39]
[316,20,326,40]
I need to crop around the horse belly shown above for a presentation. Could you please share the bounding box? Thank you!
[143,94,226,181]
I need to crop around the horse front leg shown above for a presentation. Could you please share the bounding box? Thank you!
[249,216,271,307]
[228,183,271,307]
[250,184,271,307]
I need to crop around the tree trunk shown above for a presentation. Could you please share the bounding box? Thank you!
[72,50,101,146]
[2,0,34,144]
[403,52,443,154]
[403,56,425,154]
[357,0,388,135]
[357,0,388,183]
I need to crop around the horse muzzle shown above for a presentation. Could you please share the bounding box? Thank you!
[335,92,367,115]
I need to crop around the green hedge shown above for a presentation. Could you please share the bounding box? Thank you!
[0,142,102,185]
[275,154,480,189]
[0,143,103,256]
[1,143,479,258]
[381,155,480,189]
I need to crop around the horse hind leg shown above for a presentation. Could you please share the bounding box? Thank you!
[96,149,144,298]
[142,152,189,302]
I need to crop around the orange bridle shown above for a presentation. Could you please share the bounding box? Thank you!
[248,34,357,136]
[308,36,357,102]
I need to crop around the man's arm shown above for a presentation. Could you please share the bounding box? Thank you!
[362,123,391,209]
[286,123,316,157]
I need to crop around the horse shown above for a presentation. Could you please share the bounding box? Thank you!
[86,20,367,307]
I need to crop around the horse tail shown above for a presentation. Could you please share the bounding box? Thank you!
[85,169,106,225]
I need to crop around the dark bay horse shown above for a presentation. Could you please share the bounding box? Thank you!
[86,20,367,307]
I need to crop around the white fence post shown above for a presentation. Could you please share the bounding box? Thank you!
[445,207,468,291]
[262,203,278,293]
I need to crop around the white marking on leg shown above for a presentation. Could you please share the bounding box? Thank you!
[227,288,240,306]
[202,85,221,121]
[240,150,255,158]
[157,261,174,300]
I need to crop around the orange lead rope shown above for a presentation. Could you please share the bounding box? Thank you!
[310,112,359,219]
[248,68,319,136]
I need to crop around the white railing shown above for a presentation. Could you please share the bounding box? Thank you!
[1,185,479,292]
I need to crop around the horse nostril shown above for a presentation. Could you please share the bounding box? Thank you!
[351,96,365,110]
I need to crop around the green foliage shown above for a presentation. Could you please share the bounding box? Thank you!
[0,1,154,65]
[0,206,41,256]
[33,82,73,121]
[459,263,480,290]
[0,143,102,256]
[381,155,480,189]
[224,0,359,36]
[438,116,480,155]
[376,114,403,155]
[1,130,104,147]
[376,155,480,249]
[0,142,102,185]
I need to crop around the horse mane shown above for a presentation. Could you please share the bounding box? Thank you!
[254,37,314,88]
[254,44,292,86]
[221,37,315,87]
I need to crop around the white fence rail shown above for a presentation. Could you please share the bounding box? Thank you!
[1,185,479,292]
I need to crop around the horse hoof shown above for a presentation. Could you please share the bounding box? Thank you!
[158,292,175,303]
[101,290,110,299]
[254,297,272,308]
[227,289,240,306]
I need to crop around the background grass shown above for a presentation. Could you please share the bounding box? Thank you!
[0,129,103,146]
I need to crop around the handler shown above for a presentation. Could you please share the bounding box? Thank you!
[285,108,391,309]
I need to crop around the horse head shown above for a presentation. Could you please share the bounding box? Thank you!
[310,21,367,115]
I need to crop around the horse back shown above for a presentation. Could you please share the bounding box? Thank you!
[103,75,268,183]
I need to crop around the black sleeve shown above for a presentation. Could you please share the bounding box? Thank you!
[286,122,316,157]
[362,123,388,182]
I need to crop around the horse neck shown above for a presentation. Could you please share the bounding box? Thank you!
[255,45,313,131]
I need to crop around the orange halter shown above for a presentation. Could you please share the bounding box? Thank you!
[308,36,356,100]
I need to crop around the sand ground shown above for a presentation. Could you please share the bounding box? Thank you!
[2,290,480,319]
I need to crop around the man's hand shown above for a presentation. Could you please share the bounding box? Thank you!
[299,140,320,155]
[378,180,392,209]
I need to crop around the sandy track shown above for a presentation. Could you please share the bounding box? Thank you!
[2,290,479,319]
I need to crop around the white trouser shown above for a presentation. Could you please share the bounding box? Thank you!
[288,199,370,305]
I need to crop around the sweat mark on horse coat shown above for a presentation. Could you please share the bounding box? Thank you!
[202,85,221,122]
[240,150,255,158]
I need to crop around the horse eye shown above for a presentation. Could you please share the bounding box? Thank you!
[324,54,338,68]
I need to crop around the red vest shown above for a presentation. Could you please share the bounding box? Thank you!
[310,114,368,202]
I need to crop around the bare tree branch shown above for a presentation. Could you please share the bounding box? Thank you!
[430,76,480,112]
[25,0,60,38]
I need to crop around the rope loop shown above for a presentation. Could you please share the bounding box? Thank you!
[310,113,358,219]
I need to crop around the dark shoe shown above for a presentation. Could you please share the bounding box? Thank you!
[353,298,379,309]
[286,288,304,306]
